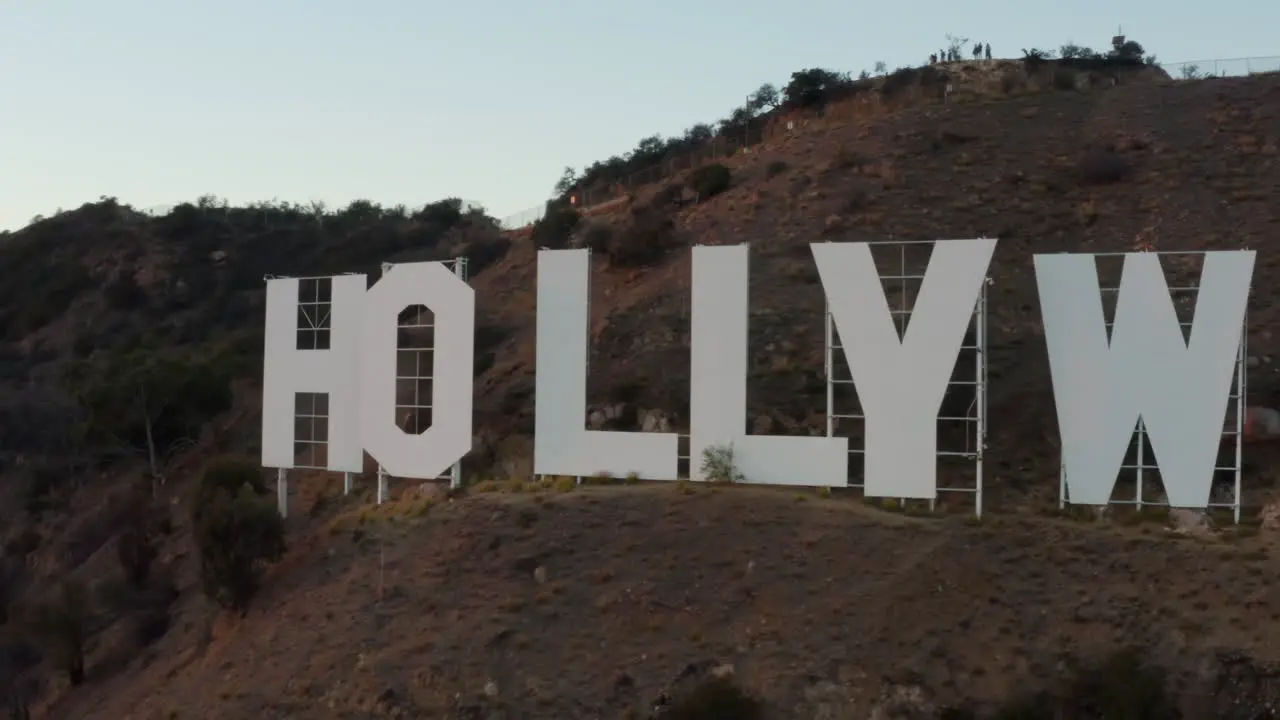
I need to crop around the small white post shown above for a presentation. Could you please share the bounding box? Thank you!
[277,468,288,518]
[824,300,833,438]
[343,471,353,496]
[449,256,468,494]
[377,260,393,506]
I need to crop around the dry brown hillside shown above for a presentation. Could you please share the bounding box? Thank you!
[1,60,1280,719]
[50,485,1280,719]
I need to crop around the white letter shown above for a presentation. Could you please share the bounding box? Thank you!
[1035,251,1253,508]
[812,239,995,498]
[359,262,475,479]
[690,244,846,485]
[261,275,366,472]
[533,249,678,478]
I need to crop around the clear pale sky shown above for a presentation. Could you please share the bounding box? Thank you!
[2,1,1276,231]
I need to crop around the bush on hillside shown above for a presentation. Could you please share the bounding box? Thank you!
[688,164,731,200]
[581,224,613,254]
[104,271,148,311]
[30,580,89,686]
[663,676,764,720]
[461,236,512,277]
[881,66,920,97]
[192,457,284,613]
[1079,148,1132,185]
[529,200,580,250]
[1053,66,1079,91]
[987,649,1176,719]
[116,526,156,588]
[606,206,679,269]
[782,67,855,109]
[413,197,464,229]
[1021,48,1051,72]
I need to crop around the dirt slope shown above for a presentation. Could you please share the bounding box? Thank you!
[50,484,1280,719]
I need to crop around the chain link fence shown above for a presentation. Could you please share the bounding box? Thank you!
[1161,55,1280,80]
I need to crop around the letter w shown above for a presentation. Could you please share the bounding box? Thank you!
[1034,251,1254,508]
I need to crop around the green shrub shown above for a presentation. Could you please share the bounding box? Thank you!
[1078,148,1132,185]
[782,67,853,109]
[414,198,464,229]
[700,444,744,483]
[765,161,789,178]
[606,206,677,268]
[192,457,285,613]
[688,164,731,199]
[664,676,763,720]
[529,200,580,250]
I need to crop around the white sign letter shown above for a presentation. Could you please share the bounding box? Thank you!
[359,262,475,479]
[812,239,995,498]
[690,244,846,485]
[1035,251,1253,508]
[261,275,366,472]
[534,249,678,479]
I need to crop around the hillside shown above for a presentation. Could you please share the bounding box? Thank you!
[49,486,1280,718]
[1,53,1279,718]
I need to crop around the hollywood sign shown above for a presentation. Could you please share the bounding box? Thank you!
[261,240,1254,511]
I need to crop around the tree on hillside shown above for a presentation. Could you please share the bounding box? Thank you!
[782,68,853,109]
[1111,39,1145,62]
[1059,42,1097,59]
[746,84,780,114]
[192,457,284,614]
[628,135,667,165]
[68,344,232,497]
[413,197,466,229]
[553,167,580,198]
[717,106,756,139]
[341,199,382,223]
[683,124,714,144]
